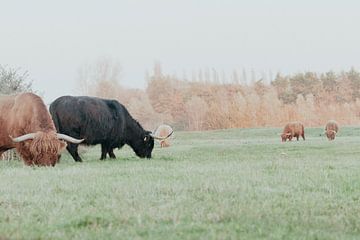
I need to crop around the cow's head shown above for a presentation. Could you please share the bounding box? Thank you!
[11,132,84,166]
[131,131,155,159]
[153,125,174,148]
[325,130,337,140]
[131,129,173,158]
[281,133,291,142]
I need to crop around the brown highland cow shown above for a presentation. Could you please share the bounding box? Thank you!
[0,93,83,166]
[325,120,338,140]
[281,121,305,142]
[153,124,174,147]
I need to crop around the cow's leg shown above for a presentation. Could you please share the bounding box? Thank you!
[108,148,116,159]
[67,143,82,162]
[0,147,12,160]
[296,134,299,141]
[302,133,305,140]
[100,144,107,160]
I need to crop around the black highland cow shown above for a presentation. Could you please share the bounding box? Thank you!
[49,96,156,162]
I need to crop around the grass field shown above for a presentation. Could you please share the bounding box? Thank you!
[1,127,360,239]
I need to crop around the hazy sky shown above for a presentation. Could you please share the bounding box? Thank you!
[1,0,359,103]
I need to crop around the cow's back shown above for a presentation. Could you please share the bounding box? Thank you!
[0,93,56,150]
[0,95,16,148]
[50,96,126,145]
[291,122,304,134]
[283,121,304,134]
[325,120,338,132]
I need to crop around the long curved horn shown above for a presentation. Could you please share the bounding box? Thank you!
[10,133,37,142]
[57,134,84,144]
[152,125,160,134]
[150,130,174,140]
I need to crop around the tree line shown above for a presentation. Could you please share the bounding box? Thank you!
[78,61,360,131]
[2,62,359,131]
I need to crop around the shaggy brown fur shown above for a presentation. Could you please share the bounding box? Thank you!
[281,121,305,142]
[0,93,66,166]
[325,120,339,141]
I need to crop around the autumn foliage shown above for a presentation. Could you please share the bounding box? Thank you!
[78,61,360,131]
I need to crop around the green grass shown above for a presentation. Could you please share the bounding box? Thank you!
[1,127,360,239]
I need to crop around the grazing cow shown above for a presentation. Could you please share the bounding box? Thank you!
[281,121,305,142]
[324,120,338,140]
[49,96,169,162]
[153,124,174,147]
[0,93,84,166]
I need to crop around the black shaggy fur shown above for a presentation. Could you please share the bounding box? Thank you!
[49,96,154,162]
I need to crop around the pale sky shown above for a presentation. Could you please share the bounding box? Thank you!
[1,0,359,103]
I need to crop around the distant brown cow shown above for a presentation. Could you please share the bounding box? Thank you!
[281,121,305,142]
[0,93,83,166]
[325,120,338,140]
[153,124,174,147]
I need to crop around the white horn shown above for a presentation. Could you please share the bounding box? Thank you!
[10,133,37,142]
[150,131,174,140]
[57,134,84,144]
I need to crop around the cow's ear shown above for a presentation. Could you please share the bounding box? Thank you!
[144,131,153,142]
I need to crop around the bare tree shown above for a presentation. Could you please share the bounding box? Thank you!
[0,65,33,94]
[76,57,122,96]
[185,96,209,130]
